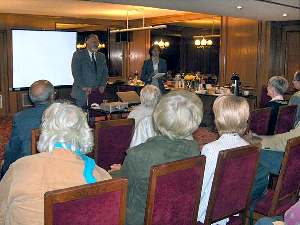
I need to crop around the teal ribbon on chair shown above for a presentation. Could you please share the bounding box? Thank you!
[54,143,96,184]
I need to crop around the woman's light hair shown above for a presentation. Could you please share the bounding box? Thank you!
[37,102,93,154]
[213,95,249,135]
[153,90,203,140]
[268,76,289,96]
[140,85,161,108]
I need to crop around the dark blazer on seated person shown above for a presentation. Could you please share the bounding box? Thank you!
[140,58,167,93]
[111,135,200,225]
[266,100,287,135]
[1,103,48,178]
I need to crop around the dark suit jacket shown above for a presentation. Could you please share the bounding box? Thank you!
[140,58,167,93]
[1,103,48,178]
[71,49,108,103]
[266,100,288,135]
[111,136,199,225]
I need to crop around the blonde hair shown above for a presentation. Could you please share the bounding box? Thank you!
[37,102,93,153]
[153,90,203,140]
[213,95,249,135]
[140,85,161,108]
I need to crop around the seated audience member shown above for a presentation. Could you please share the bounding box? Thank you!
[128,85,161,147]
[111,90,203,225]
[128,84,161,126]
[198,95,250,225]
[255,200,299,225]
[251,121,300,202]
[265,76,289,135]
[288,70,300,126]
[0,102,111,225]
[1,80,54,178]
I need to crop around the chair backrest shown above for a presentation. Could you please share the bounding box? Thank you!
[274,105,297,134]
[88,88,106,107]
[31,128,41,155]
[144,156,206,225]
[249,108,272,135]
[204,145,260,225]
[44,178,128,225]
[260,85,272,108]
[94,118,135,170]
[268,136,300,216]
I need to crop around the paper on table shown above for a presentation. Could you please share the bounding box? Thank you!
[152,73,165,79]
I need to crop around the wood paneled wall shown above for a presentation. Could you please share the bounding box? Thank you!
[220,17,259,86]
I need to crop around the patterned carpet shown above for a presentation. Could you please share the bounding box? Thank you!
[0,117,12,162]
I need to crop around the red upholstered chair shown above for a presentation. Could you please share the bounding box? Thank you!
[253,136,300,218]
[198,145,260,225]
[44,178,128,225]
[94,118,135,170]
[144,156,206,225]
[249,108,272,135]
[31,128,41,155]
[259,85,271,108]
[274,105,297,134]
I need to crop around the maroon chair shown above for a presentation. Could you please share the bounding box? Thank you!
[249,108,272,135]
[94,119,135,170]
[254,136,300,218]
[87,88,106,107]
[274,105,297,134]
[144,156,206,225]
[259,85,271,108]
[44,178,128,225]
[198,145,260,225]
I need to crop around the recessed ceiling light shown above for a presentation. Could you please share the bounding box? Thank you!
[236,5,243,10]
[282,13,288,17]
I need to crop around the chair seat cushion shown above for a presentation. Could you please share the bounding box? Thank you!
[254,190,296,215]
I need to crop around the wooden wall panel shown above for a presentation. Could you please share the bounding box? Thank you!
[221,17,259,87]
[286,31,300,82]
[128,30,150,78]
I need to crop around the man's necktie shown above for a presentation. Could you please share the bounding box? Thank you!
[92,52,97,73]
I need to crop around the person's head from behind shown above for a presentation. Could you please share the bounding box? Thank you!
[153,90,203,140]
[149,45,161,58]
[292,70,300,90]
[213,95,249,136]
[140,85,161,108]
[29,80,54,105]
[267,76,288,98]
[37,102,93,154]
[85,34,99,53]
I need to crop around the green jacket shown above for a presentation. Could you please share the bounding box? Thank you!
[112,135,200,225]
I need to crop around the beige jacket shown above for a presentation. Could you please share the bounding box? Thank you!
[261,122,300,151]
[0,150,111,225]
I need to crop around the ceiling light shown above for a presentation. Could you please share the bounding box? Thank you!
[282,13,288,17]
[236,5,243,9]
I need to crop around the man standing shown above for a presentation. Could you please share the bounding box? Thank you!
[1,80,54,178]
[71,34,108,107]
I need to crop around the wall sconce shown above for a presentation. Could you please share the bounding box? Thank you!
[153,39,170,49]
[76,42,106,49]
[194,37,213,48]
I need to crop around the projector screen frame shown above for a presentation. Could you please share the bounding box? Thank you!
[11,28,78,91]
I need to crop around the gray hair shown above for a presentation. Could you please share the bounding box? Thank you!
[140,85,161,108]
[294,71,300,81]
[29,80,54,104]
[268,76,289,96]
[37,102,93,154]
[153,90,203,140]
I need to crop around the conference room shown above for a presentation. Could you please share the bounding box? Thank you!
[0,0,299,225]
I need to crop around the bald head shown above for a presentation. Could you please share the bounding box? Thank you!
[29,80,54,105]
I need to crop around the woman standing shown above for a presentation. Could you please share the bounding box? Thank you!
[141,45,167,93]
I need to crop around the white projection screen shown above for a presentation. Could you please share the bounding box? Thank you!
[12,30,77,89]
